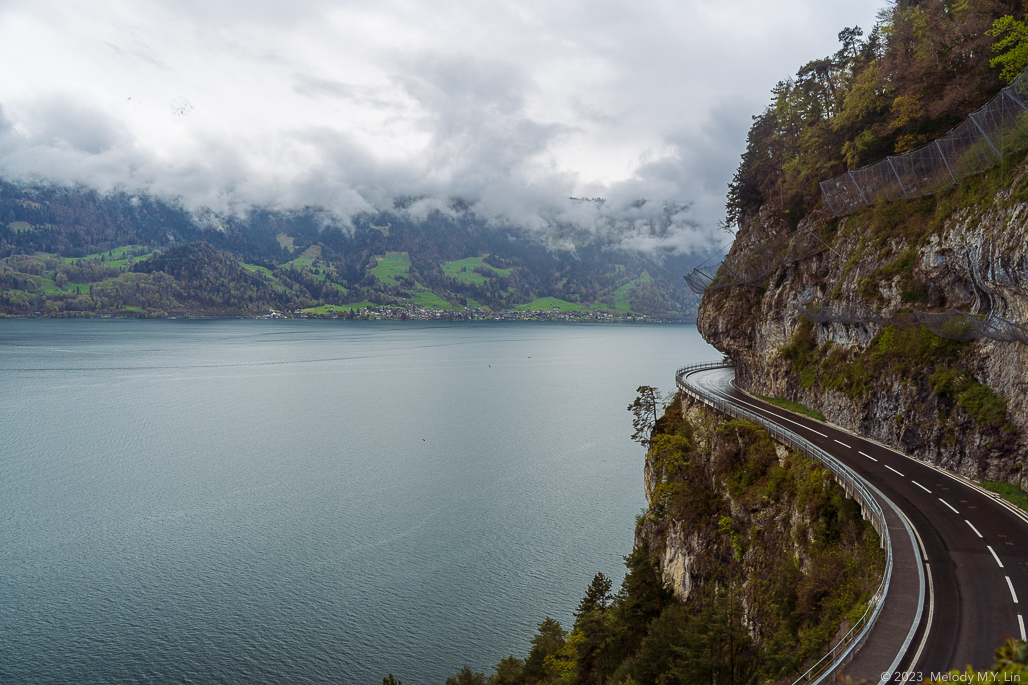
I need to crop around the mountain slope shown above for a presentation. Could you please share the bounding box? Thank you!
[0,181,704,319]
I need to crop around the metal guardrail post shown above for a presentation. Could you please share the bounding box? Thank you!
[673,361,893,685]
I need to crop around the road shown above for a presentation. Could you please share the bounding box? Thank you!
[684,366,1028,675]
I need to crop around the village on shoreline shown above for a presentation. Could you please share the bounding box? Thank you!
[266,304,683,323]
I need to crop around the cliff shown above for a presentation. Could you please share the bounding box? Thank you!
[697,158,1028,487]
[635,394,883,671]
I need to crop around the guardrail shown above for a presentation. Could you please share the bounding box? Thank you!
[675,361,894,685]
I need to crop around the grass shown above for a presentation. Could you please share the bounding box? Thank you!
[930,367,1012,431]
[441,256,510,284]
[281,246,327,277]
[281,258,322,276]
[410,289,458,310]
[782,319,973,399]
[303,304,355,314]
[514,297,584,312]
[240,262,274,278]
[370,252,411,285]
[59,283,92,296]
[60,246,151,268]
[609,271,652,313]
[303,301,380,313]
[755,394,828,421]
[980,481,1028,513]
[105,253,151,269]
[42,278,94,295]
[9,221,33,233]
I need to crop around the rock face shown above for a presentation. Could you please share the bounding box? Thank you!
[697,166,1028,487]
[636,395,881,631]
[629,392,885,684]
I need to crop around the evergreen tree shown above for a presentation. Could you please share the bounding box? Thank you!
[521,617,566,684]
[575,573,613,617]
[446,666,487,685]
[628,386,661,445]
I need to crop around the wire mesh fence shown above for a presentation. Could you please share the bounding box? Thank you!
[684,265,718,295]
[798,303,893,326]
[822,67,1028,216]
[915,309,1028,345]
[798,303,1028,346]
[684,226,827,293]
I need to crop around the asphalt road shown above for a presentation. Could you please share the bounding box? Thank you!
[685,366,1028,675]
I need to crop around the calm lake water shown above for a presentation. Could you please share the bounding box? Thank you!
[0,320,717,685]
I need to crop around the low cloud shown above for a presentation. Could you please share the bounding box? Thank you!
[0,0,885,256]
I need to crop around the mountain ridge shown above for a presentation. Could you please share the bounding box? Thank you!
[0,180,705,319]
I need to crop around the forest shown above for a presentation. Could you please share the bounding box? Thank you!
[727,0,1028,230]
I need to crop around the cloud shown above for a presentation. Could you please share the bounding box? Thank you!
[293,74,356,100]
[0,0,886,255]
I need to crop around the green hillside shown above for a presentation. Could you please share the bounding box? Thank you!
[0,183,704,319]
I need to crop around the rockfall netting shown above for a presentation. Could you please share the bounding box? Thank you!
[797,303,894,326]
[684,226,828,294]
[798,303,1028,346]
[915,309,1028,344]
[821,67,1028,216]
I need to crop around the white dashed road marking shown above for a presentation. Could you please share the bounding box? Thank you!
[834,439,851,449]
[940,499,959,514]
[1008,576,1019,604]
[988,546,1005,568]
[859,451,878,462]
[885,465,905,477]
[912,481,931,493]
[1020,615,1026,640]
[966,520,983,538]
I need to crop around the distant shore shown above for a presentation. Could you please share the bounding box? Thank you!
[0,302,692,322]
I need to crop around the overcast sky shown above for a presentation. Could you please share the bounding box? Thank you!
[0,0,884,252]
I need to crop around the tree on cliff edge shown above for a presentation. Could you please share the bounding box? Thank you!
[628,386,660,445]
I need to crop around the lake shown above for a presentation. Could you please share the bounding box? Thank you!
[0,320,718,684]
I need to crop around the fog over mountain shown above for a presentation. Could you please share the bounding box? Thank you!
[0,0,882,255]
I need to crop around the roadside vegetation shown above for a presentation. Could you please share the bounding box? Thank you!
[781,319,1015,434]
[981,481,1028,513]
[755,394,827,421]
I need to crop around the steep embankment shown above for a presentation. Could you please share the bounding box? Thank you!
[634,394,883,678]
[698,158,1028,487]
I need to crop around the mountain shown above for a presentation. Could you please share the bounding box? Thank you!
[0,180,705,319]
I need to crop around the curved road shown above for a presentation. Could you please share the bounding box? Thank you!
[686,366,1028,675]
